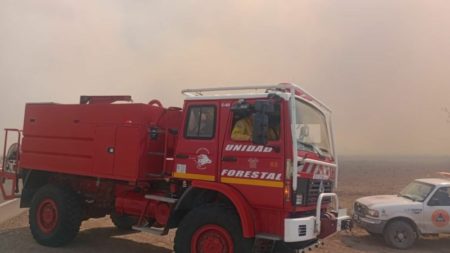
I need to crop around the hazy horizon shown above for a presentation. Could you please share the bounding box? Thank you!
[1,1,450,156]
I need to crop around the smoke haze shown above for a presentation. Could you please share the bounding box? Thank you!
[1,0,450,156]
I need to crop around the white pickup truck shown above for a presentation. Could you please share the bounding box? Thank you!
[353,178,450,249]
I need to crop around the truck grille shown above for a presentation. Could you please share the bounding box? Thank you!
[294,179,333,206]
[298,225,307,236]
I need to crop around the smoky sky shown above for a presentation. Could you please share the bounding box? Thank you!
[1,0,450,156]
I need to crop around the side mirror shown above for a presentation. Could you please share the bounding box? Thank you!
[254,100,274,113]
[252,112,269,145]
[252,100,274,145]
[299,125,309,141]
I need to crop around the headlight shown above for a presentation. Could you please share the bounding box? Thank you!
[366,209,379,218]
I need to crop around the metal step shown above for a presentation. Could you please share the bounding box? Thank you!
[144,194,178,204]
[132,225,167,236]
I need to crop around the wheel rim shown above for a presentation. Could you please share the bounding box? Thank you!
[36,198,58,234]
[394,230,407,243]
[391,227,413,248]
[191,224,234,253]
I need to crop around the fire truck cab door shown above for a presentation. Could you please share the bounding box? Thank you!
[220,99,285,208]
[173,101,219,182]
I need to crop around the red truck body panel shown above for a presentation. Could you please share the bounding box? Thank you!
[20,103,182,182]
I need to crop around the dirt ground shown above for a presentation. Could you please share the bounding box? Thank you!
[1,156,450,253]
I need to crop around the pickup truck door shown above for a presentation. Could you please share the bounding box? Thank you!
[422,187,450,233]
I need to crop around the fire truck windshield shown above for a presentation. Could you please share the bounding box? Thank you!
[295,99,331,157]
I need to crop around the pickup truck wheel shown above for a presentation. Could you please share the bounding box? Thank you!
[174,204,253,253]
[110,211,138,230]
[29,185,82,247]
[383,220,417,249]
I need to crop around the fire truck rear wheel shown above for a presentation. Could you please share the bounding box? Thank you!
[29,184,82,247]
[383,220,417,249]
[110,211,138,230]
[174,204,253,253]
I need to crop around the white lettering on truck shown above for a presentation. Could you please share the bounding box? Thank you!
[221,169,282,181]
[225,144,273,153]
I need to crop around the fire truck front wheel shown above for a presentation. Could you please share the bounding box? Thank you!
[29,185,82,247]
[174,204,253,253]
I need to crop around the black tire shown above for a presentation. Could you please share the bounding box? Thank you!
[174,204,254,253]
[29,185,82,247]
[110,211,138,230]
[383,220,417,250]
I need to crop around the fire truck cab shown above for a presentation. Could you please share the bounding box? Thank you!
[1,83,351,252]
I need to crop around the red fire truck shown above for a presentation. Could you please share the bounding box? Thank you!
[0,84,351,252]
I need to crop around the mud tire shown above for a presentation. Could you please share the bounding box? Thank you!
[174,204,253,253]
[29,185,82,247]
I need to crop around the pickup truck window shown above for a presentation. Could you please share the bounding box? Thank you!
[428,187,450,206]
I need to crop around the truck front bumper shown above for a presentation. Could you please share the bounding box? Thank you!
[284,208,352,242]
[352,213,386,234]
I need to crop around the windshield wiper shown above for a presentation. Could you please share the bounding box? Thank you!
[320,147,334,160]
[298,141,325,159]
[398,194,416,201]
[320,147,329,153]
